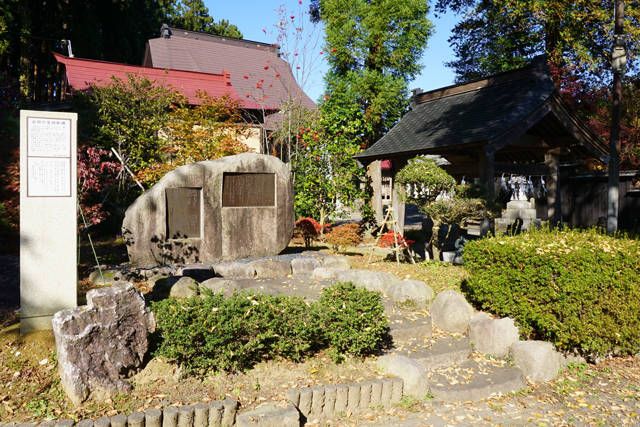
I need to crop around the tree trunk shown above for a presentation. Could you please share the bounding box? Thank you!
[431,219,442,261]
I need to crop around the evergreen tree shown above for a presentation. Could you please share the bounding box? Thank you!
[310,0,433,147]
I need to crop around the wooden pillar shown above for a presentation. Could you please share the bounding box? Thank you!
[479,147,495,194]
[545,149,562,225]
[368,160,384,224]
[391,158,408,234]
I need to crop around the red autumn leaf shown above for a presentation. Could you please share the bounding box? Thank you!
[290,15,295,19]
[275,73,280,77]
[243,75,249,79]
[264,66,269,70]
[260,79,264,82]
[319,51,323,54]
[266,60,271,63]
[324,94,329,99]
[331,48,337,53]
[269,84,273,87]
[296,66,301,69]
[264,95,268,98]
[245,94,250,97]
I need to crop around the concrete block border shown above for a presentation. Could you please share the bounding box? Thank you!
[285,377,404,420]
[5,377,405,427]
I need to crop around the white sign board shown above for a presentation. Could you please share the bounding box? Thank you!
[20,111,78,334]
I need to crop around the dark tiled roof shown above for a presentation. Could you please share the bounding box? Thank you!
[54,53,263,109]
[145,27,317,127]
[355,60,607,162]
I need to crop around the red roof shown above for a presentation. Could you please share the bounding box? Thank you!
[144,28,317,128]
[53,53,265,110]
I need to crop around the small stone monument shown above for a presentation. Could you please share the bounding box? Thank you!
[122,153,294,265]
[495,198,543,234]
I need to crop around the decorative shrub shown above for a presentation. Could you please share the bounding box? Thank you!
[324,223,362,252]
[317,282,389,362]
[462,227,640,357]
[379,230,415,248]
[295,217,321,247]
[152,282,389,373]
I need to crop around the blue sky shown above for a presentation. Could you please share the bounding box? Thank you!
[203,0,459,102]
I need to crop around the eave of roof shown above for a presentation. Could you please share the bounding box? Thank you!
[53,53,267,111]
[355,58,607,163]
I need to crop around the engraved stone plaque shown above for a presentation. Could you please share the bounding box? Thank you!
[166,188,202,239]
[222,173,275,207]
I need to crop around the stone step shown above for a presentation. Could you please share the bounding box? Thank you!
[387,315,432,342]
[429,360,527,402]
[388,337,472,372]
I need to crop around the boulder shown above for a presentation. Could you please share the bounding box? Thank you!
[52,282,156,405]
[122,153,295,265]
[249,260,291,277]
[333,270,401,294]
[510,341,561,383]
[311,267,348,279]
[430,290,474,333]
[151,276,198,300]
[213,262,256,279]
[169,277,199,300]
[468,312,520,357]
[388,280,435,310]
[291,257,322,274]
[377,355,429,398]
[176,264,214,282]
[200,278,244,296]
[322,256,351,269]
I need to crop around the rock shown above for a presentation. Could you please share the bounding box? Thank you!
[213,262,256,279]
[322,256,351,269]
[388,280,435,310]
[468,312,520,357]
[377,355,429,398]
[199,278,243,296]
[430,290,474,333]
[237,402,299,427]
[52,282,156,406]
[333,270,401,294]
[169,277,199,300]
[510,341,561,383]
[409,337,473,371]
[311,267,347,279]
[441,251,463,265]
[249,260,291,277]
[177,264,214,282]
[89,269,121,286]
[122,153,295,266]
[291,257,322,274]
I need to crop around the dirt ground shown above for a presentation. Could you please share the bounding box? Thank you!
[0,239,639,425]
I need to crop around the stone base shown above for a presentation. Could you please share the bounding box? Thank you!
[495,218,544,235]
[20,315,54,335]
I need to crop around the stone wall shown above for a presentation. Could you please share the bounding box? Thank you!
[122,154,294,266]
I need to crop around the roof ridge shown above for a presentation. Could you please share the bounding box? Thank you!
[160,25,280,55]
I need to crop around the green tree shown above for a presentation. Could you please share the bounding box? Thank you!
[311,0,434,147]
[160,0,243,38]
[291,104,368,227]
[435,0,640,83]
[395,158,500,260]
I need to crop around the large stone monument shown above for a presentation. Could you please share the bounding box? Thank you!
[122,153,294,265]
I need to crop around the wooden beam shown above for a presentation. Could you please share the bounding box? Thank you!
[369,160,384,224]
[479,147,495,194]
[391,158,408,234]
[545,148,562,224]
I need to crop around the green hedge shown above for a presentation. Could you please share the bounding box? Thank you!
[462,227,640,356]
[151,282,388,374]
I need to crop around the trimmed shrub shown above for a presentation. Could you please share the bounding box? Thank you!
[324,223,362,252]
[379,230,414,248]
[462,227,640,356]
[152,282,388,373]
[317,282,389,362]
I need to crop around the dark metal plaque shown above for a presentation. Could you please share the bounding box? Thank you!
[166,187,202,239]
[222,173,275,207]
